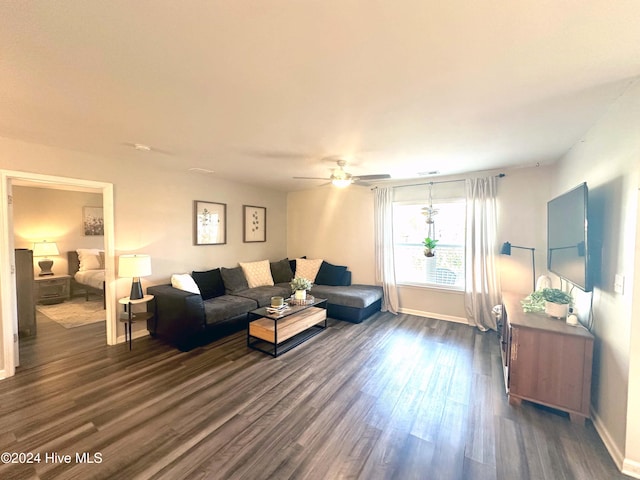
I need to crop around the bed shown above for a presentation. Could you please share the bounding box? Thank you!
[68,250,105,308]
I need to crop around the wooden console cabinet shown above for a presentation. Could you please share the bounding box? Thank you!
[500,292,594,424]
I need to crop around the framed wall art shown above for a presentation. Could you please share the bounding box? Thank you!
[194,200,227,245]
[243,205,266,243]
[83,206,104,236]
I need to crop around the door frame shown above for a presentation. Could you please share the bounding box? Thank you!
[0,169,116,379]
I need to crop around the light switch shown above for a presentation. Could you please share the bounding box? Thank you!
[614,274,625,294]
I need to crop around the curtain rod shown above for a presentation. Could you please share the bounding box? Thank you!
[372,172,505,190]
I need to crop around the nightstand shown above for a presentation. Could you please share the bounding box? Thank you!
[118,295,154,350]
[34,274,71,305]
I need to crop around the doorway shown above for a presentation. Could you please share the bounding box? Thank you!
[0,170,116,379]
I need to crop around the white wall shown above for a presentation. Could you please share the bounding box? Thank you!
[496,165,555,295]
[13,186,104,276]
[287,184,375,284]
[0,136,288,371]
[553,78,640,475]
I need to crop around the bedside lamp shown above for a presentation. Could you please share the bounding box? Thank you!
[118,254,152,300]
[500,241,536,292]
[33,241,59,276]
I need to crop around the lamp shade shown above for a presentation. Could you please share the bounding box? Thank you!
[118,254,152,278]
[33,241,59,257]
[500,242,512,255]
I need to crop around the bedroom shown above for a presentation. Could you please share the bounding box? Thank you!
[12,184,106,366]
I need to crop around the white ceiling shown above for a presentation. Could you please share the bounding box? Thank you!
[2,1,640,191]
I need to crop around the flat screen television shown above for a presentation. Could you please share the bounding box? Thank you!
[547,182,591,291]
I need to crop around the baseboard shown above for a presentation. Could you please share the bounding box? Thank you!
[590,408,637,477]
[398,308,467,325]
[0,369,6,380]
[116,329,149,345]
[623,459,640,479]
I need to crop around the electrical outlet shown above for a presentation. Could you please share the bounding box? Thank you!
[614,274,625,294]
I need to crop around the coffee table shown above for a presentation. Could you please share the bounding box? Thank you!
[247,297,327,357]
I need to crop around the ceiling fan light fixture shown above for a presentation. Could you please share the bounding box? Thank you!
[331,178,352,188]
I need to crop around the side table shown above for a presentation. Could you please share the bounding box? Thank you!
[118,295,154,350]
[34,274,71,305]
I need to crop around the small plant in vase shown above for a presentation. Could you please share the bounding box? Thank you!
[541,288,573,318]
[423,237,439,257]
[290,277,313,301]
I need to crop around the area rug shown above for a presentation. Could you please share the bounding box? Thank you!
[36,297,105,328]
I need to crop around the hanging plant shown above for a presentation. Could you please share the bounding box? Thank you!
[423,237,439,257]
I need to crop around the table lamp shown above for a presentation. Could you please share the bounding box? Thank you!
[33,241,59,276]
[118,254,152,300]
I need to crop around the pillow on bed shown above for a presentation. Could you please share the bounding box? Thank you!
[77,248,102,271]
[171,274,201,294]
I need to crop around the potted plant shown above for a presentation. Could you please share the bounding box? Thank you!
[423,237,439,257]
[290,277,313,300]
[541,288,572,318]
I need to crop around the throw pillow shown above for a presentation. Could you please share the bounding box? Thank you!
[171,274,201,294]
[192,268,225,300]
[270,258,293,284]
[98,251,105,269]
[315,261,349,286]
[294,258,323,282]
[289,256,306,276]
[220,266,249,293]
[240,260,275,288]
[77,248,101,271]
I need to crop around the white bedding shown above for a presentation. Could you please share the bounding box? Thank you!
[74,270,105,290]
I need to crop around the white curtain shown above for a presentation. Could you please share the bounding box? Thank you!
[374,187,399,314]
[464,177,501,331]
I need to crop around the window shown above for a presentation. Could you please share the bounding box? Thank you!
[393,201,465,288]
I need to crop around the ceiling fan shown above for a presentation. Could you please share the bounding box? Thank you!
[293,160,391,187]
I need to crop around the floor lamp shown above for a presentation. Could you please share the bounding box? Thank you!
[500,241,536,292]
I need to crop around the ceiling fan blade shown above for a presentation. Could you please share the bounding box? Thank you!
[293,176,331,180]
[354,174,391,181]
[352,180,371,186]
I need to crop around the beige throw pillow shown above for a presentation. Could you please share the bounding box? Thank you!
[240,260,274,288]
[294,258,323,282]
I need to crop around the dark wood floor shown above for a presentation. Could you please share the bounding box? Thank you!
[0,311,629,479]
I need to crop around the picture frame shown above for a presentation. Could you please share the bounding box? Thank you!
[243,205,266,243]
[82,206,104,236]
[194,200,227,245]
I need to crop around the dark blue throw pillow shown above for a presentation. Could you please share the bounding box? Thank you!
[315,261,349,286]
[192,268,225,300]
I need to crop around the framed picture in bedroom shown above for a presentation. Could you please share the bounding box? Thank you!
[194,200,227,245]
[83,206,104,236]
[243,205,266,242]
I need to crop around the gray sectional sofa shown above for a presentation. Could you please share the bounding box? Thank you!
[146,259,383,351]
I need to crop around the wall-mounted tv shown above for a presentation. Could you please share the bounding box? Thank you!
[547,182,591,291]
